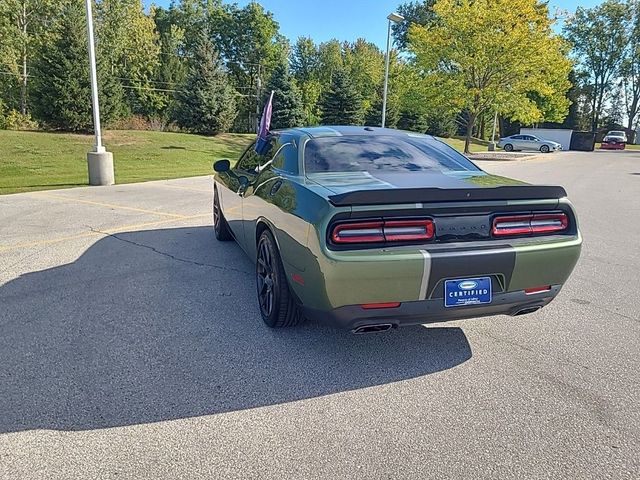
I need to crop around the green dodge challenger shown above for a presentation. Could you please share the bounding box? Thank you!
[213,126,581,333]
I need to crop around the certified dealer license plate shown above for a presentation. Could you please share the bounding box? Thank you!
[444,277,492,308]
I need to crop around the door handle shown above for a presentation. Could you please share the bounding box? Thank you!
[270,180,283,196]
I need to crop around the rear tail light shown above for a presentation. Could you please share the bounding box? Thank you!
[331,221,384,243]
[492,213,568,237]
[383,220,434,241]
[331,219,434,244]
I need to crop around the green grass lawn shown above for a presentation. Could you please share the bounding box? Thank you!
[0,129,492,195]
[0,130,253,194]
[439,137,487,153]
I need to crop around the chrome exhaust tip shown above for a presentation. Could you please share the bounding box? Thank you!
[352,323,394,334]
[513,306,542,316]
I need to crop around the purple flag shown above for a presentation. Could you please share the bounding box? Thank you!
[256,90,274,154]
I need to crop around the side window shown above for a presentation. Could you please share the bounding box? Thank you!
[237,148,261,173]
[272,147,286,170]
[237,139,276,174]
[272,142,298,173]
[512,135,522,140]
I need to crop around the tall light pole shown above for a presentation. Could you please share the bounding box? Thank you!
[85,0,114,186]
[382,12,404,128]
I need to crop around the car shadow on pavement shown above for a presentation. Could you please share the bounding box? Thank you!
[0,226,472,433]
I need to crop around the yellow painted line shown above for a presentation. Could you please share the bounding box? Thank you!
[31,192,189,219]
[101,214,209,234]
[0,231,99,253]
[154,183,213,193]
[0,214,209,253]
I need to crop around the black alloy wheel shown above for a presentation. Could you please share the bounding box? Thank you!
[256,230,303,328]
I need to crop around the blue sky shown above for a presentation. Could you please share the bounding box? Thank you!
[146,0,603,49]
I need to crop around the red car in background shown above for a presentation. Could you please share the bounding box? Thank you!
[600,131,627,150]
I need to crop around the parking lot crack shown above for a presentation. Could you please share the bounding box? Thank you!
[89,227,251,275]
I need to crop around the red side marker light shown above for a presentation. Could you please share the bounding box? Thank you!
[524,286,551,295]
[360,302,401,310]
[291,273,305,286]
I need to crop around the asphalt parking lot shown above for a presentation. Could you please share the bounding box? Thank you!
[1,149,639,479]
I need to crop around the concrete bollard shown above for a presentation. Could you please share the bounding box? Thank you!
[488,142,496,151]
[87,151,115,186]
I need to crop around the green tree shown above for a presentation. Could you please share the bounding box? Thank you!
[390,55,458,136]
[317,40,344,88]
[97,0,163,118]
[174,34,236,135]
[0,97,7,129]
[343,39,385,113]
[32,1,123,131]
[170,0,223,54]
[603,85,626,128]
[215,2,288,132]
[410,0,572,152]
[319,69,363,125]
[391,0,436,50]
[564,0,631,131]
[291,37,320,82]
[153,7,189,125]
[0,0,60,115]
[291,37,322,124]
[365,85,400,128]
[621,0,640,131]
[397,110,428,133]
[262,63,305,129]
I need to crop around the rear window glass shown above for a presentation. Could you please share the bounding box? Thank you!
[304,135,480,173]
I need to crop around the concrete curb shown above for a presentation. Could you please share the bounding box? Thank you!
[467,152,546,162]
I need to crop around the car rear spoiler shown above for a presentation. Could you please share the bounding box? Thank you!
[328,185,567,206]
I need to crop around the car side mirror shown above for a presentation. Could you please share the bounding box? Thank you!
[213,159,230,172]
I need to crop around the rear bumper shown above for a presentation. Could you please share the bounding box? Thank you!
[600,142,626,150]
[303,285,561,330]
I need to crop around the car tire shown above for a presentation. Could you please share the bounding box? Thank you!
[504,143,514,152]
[213,189,233,241]
[540,145,550,153]
[256,230,304,328]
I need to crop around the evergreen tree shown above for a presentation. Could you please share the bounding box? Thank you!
[262,63,305,129]
[319,69,363,125]
[364,86,399,128]
[397,110,428,133]
[32,1,124,131]
[174,33,237,135]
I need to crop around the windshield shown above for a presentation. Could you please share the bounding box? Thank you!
[608,131,624,136]
[304,135,481,174]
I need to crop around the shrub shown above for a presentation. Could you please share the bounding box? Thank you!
[109,114,175,132]
[0,99,6,129]
[4,110,39,131]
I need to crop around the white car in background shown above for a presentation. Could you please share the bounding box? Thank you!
[603,131,627,143]
[498,134,562,153]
